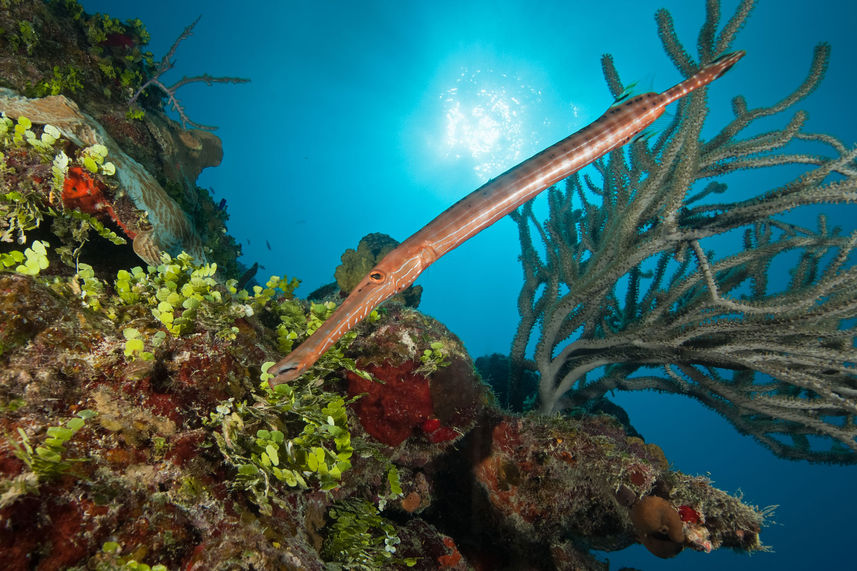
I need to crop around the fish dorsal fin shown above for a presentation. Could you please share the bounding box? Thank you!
[609,73,657,108]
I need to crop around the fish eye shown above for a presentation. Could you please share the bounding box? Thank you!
[369,270,385,282]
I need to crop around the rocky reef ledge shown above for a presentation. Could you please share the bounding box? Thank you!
[0,268,767,570]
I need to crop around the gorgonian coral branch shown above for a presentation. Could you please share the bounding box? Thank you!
[128,16,249,130]
[511,0,857,462]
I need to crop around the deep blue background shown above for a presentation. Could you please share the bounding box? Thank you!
[79,1,857,569]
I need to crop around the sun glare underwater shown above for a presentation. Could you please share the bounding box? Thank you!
[439,67,550,180]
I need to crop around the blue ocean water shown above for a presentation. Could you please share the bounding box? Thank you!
[80,1,857,569]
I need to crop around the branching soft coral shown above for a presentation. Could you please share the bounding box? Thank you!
[510,0,857,463]
[128,16,249,131]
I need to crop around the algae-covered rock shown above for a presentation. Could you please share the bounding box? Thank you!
[1,89,206,264]
[334,232,423,307]
[344,304,487,453]
[0,269,329,570]
[0,0,241,277]
[334,232,398,294]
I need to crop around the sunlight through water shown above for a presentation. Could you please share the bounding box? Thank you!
[441,68,545,181]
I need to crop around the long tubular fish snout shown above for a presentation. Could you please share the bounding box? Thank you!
[708,50,746,79]
[270,358,302,386]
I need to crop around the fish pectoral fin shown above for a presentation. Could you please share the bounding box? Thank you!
[418,242,440,267]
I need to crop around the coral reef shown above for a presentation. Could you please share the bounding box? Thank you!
[0,113,134,276]
[0,261,366,570]
[0,256,768,569]
[464,414,762,567]
[0,0,243,276]
[509,0,857,462]
[344,305,484,449]
[0,88,208,264]
[0,1,776,569]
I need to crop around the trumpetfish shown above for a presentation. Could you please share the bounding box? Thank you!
[270,51,744,386]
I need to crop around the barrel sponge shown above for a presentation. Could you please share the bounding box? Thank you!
[630,495,684,558]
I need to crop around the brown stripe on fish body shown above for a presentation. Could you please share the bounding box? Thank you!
[298,92,674,369]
